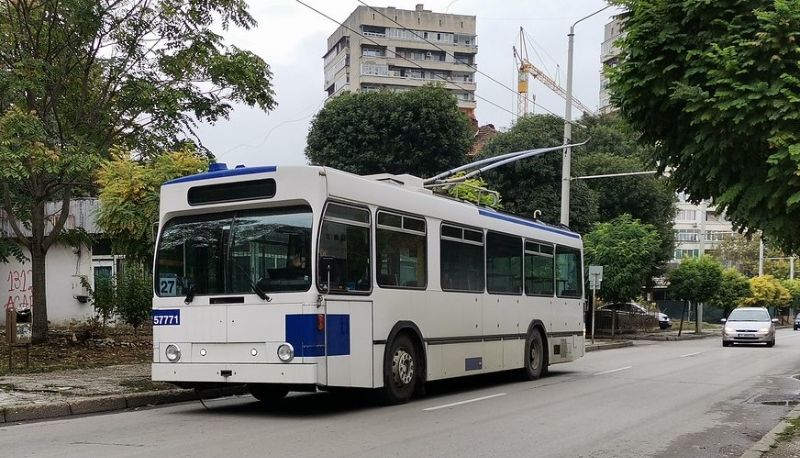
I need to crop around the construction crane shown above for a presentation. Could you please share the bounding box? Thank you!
[513,27,594,119]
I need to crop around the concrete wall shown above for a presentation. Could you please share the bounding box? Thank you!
[1,243,94,326]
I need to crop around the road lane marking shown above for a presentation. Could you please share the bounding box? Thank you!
[423,393,507,411]
[594,366,632,376]
[680,352,702,358]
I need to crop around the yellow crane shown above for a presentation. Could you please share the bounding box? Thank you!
[513,27,594,119]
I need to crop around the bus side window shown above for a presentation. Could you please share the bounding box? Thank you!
[555,245,582,298]
[486,231,522,295]
[376,211,427,289]
[318,203,371,293]
[440,224,484,293]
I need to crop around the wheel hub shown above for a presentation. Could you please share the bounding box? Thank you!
[392,349,414,385]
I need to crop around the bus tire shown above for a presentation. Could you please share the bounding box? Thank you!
[382,334,418,405]
[523,328,545,380]
[248,383,289,403]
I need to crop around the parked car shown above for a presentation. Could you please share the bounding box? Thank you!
[794,312,800,331]
[597,302,671,330]
[722,307,776,347]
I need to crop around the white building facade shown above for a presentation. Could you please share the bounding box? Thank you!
[323,4,478,118]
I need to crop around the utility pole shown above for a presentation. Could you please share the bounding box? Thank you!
[560,6,611,226]
[759,238,764,276]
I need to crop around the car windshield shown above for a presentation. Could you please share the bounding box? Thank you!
[727,309,771,322]
[155,206,313,297]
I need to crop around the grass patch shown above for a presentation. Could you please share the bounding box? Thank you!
[775,416,800,443]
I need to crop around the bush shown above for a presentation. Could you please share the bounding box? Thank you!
[115,265,153,333]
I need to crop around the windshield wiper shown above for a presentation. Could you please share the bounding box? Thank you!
[184,282,196,304]
[250,280,271,302]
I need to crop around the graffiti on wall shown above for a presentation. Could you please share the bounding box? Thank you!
[5,269,33,312]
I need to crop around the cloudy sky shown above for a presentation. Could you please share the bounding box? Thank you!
[194,0,621,167]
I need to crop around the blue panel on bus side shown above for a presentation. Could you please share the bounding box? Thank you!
[465,357,483,371]
[326,314,350,356]
[285,314,350,357]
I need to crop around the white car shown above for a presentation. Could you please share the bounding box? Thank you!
[598,302,671,330]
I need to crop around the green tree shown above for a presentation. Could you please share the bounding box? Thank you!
[609,0,800,250]
[0,0,275,342]
[96,149,208,261]
[668,257,724,315]
[480,114,599,234]
[709,268,752,316]
[305,85,472,177]
[584,214,662,303]
[713,233,790,278]
[781,279,800,311]
[744,275,791,309]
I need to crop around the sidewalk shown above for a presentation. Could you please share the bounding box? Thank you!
[0,363,244,423]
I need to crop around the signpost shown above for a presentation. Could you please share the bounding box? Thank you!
[588,265,603,344]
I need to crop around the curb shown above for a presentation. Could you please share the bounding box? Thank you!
[585,341,633,352]
[0,385,248,424]
[740,403,800,458]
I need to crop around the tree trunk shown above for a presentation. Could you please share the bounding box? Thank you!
[30,243,49,343]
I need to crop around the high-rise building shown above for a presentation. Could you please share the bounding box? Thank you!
[598,15,625,114]
[323,4,477,117]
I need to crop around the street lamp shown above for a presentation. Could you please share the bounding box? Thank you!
[560,5,612,226]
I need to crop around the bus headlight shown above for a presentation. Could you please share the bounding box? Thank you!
[277,343,294,362]
[165,344,182,362]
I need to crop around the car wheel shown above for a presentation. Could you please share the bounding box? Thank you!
[381,334,418,404]
[522,328,546,380]
[767,340,775,348]
[248,383,289,403]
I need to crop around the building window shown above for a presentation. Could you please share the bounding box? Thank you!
[675,209,697,221]
[673,248,700,260]
[674,229,700,242]
[440,224,484,292]
[376,211,427,289]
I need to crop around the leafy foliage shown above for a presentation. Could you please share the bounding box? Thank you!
[610,0,800,250]
[305,85,473,177]
[96,149,208,260]
[0,0,275,342]
[667,257,724,304]
[744,275,791,308]
[79,275,115,330]
[584,214,662,303]
[0,239,25,263]
[708,268,752,316]
[712,233,790,278]
[114,264,154,332]
[444,175,502,209]
[781,279,800,309]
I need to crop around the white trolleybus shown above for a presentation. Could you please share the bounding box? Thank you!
[152,163,585,404]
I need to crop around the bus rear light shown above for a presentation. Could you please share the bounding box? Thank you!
[317,314,325,331]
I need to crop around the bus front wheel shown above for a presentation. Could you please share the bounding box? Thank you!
[382,334,418,404]
[523,328,545,380]
[248,383,289,403]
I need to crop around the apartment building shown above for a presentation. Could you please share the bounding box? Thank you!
[323,4,478,117]
[598,15,624,114]
[672,195,734,262]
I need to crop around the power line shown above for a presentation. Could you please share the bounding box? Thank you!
[357,0,562,118]
[295,0,519,118]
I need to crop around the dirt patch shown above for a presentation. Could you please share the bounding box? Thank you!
[763,417,800,457]
[0,324,152,375]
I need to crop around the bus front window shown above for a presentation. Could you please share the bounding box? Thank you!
[156,206,313,297]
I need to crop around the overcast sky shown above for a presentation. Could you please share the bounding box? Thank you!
[194,0,621,167]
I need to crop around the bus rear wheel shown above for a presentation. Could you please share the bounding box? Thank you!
[523,328,545,380]
[248,383,289,403]
[382,334,418,404]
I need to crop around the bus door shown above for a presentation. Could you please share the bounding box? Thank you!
[323,299,373,388]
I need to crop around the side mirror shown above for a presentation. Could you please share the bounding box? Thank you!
[720,318,727,323]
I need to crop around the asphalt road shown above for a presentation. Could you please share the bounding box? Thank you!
[2,329,800,458]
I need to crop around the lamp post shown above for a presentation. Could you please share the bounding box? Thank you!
[560,5,612,226]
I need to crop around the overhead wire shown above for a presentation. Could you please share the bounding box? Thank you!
[356,0,563,119]
[296,0,517,117]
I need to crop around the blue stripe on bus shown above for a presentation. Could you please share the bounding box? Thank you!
[285,314,350,357]
[477,209,581,239]
[163,166,277,185]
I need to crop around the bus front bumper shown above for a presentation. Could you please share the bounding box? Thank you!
[152,362,318,384]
